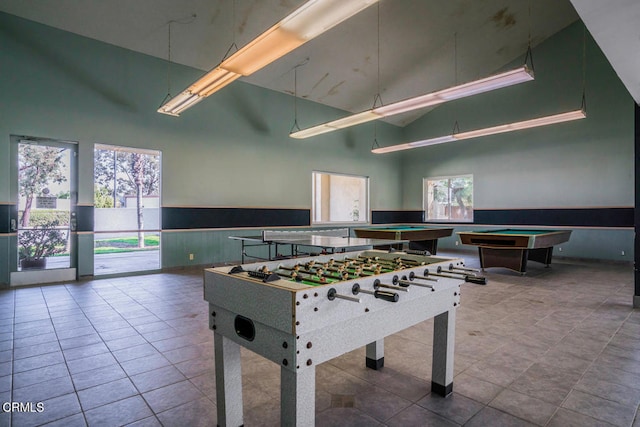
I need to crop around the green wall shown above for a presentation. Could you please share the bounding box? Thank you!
[0,12,403,207]
[398,22,634,261]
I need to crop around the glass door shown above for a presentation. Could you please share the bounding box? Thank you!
[11,136,78,286]
[93,144,161,275]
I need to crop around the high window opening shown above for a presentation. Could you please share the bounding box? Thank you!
[424,175,473,222]
[312,172,369,224]
[93,144,161,275]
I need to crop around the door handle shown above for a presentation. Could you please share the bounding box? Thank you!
[70,212,77,231]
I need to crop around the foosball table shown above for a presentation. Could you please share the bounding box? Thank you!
[204,249,486,426]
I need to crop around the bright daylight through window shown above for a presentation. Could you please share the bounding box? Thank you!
[312,172,369,224]
[93,144,161,275]
[424,175,473,222]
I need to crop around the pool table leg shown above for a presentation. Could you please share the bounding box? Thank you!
[528,247,554,267]
[409,239,438,255]
[478,247,528,274]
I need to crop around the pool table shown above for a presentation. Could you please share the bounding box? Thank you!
[354,225,454,254]
[457,229,572,273]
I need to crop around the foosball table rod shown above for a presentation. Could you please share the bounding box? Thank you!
[373,278,408,292]
[351,283,399,302]
[327,288,360,303]
[446,263,479,274]
[392,274,434,289]
[422,269,487,285]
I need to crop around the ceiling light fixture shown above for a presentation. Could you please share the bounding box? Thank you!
[290,65,534,138]
[371,108,586,154]
[158,0,378,116]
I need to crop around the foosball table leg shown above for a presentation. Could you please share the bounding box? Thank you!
[281,365,316,427]
[365,339,384,370]
[214,332,244,427]
[431,309,456,397]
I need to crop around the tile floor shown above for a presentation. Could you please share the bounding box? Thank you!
[0,252,638,426]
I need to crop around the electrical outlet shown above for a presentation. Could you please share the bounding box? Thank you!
[621,250,625,256]
[558,247,562,252]
[455,241,459,246]
[189,253,194,261]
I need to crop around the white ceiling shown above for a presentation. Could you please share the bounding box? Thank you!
[1,1,635,125]
[570,0,640,105]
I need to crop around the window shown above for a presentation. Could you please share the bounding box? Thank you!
[312,172,369,224]
[424,175,473,222]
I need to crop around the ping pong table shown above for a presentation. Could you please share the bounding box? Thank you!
[229,228,409,263]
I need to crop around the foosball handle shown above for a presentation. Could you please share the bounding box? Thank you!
[374,290,399,302]
[465,276,487,285]
[228,265,244,274]
[327,288,361,303]
[405,249,430,256]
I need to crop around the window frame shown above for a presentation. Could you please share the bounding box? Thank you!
[311,171,370,225]
[423,174,474,223]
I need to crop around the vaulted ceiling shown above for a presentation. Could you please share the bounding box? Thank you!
[1,1,637,125]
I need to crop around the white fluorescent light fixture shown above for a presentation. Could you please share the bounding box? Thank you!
[454,110,587,140]
[290,65,534,138]
[158,0,378,116]
[437,66,536,100]
[371,135,456,154]
[157,91,204,117]
[370,143,413,154]
[409,135,457,148]
[293,111,382,138]
[371,109,586,154]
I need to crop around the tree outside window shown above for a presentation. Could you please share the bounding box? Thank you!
[424,175,473,222]
[94,145,160,248]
